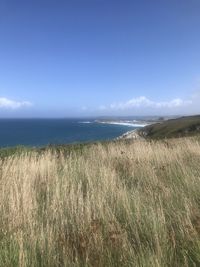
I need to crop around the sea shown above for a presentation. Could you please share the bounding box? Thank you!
[0,118,148,147]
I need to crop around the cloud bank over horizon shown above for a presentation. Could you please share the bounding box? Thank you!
[0,97,32,109]
[0,93,199,117]
[97,94,200,115]
[100,96,192,110]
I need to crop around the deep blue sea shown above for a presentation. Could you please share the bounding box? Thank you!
[0,119,139,147]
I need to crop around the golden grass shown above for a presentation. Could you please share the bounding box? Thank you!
[1,138,200,266]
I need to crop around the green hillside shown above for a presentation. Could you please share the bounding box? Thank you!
[140,115,200,139]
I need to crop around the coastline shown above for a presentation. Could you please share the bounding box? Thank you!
[116,128,144,140]
[95,119,150,128]
[95,120,149,141]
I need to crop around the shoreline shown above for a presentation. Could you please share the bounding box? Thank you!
[116,128,144,140]
[95,119,150,128]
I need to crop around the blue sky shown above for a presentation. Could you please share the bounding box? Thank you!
[0,0,200,117]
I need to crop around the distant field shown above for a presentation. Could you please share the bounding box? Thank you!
[140,115,200,139]
[1,137,200,266]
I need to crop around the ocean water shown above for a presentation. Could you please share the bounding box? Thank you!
[0,119,141,147]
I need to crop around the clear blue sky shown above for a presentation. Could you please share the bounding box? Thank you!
[0,0,200,117]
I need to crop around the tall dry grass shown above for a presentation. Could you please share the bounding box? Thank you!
[1,138,200,266]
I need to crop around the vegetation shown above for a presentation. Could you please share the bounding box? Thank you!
[139,115,200,139]
[1,137,200,266]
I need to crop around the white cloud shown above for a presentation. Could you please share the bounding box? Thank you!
[101,96,192,111]
[0,97,33,109]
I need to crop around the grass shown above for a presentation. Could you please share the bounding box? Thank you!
[140,115,200,139]
[1,138,200,266]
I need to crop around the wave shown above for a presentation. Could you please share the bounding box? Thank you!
[98,121,148,127]
[79,120,150,127]
[79,121,93,124]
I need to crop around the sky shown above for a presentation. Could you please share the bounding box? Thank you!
[0,0,200,118]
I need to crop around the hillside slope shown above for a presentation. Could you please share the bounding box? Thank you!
[139,115,200,139]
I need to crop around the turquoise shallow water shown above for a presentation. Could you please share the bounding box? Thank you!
[0,119,138,147]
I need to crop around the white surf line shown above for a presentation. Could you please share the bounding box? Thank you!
[97,121,149,127]
[79,121,93,124]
